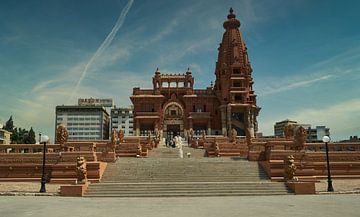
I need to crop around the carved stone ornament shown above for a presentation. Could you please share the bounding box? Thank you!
[76,156,87,184]
[56,124,68,147]
[284,124,295,139]
[293,126,307,151]
[284,155,297,181]
[118,129,125,143]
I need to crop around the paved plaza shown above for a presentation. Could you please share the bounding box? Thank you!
[0,194,359,217]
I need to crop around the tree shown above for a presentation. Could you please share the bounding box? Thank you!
[24,127,36,144]
[3,116,14,132]
[10,127,29,144]
[10,128,18,144]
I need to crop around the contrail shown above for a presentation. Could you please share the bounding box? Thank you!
[68,0,134,103]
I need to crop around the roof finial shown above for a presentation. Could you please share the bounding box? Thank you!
[227,7,236,19]
[155,67,160,75]
[186,67,192,75]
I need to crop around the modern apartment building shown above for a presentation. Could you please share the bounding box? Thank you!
[111,107,134,136]
[274,119,330,142]
[0,128,12,144]
[55,105,110,141]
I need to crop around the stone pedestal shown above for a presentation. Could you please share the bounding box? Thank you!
[286,181,316,194]
[60,182,89,197]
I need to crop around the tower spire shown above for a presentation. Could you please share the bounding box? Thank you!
[214,8,260,137]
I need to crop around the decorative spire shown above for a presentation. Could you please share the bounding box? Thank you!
[186,67,192,75]
[223,7,240,29]
[227,7,236,19]
[155,67,160,75]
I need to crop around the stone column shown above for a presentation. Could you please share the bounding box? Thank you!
[207,119,211,135]
[227,104,232,131]
[220,106,227,136]
[188,118,193,130]
[136,119,140,136]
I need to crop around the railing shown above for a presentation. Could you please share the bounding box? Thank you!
[248,141,360,152]
[194,89,213,95]
[132,89,154,95]
[189,112,211,118]
[0,144,61,153]
[136,111,159,116]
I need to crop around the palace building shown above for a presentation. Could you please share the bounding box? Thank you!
[130,8,260,139]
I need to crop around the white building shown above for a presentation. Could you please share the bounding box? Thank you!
[111,107,134,136]
[55,105,110,141]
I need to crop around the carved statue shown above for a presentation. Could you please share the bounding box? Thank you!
[76,156,87,184]
[292,126,307,151]
[137,144,142,156]
[284,124,295,139]
[109,129,118,152]
[284,155,297,181]
[202,130,206,142]
[118,129,125,143]
[154,128,160,140]
[245,128,252,146]
[227,128,232,140]
[147,133,152,145]
[56,124,68,150]
[229,128,237,143]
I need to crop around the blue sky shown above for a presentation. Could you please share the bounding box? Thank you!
[0,0,359,141]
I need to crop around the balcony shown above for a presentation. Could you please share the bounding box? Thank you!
[230,87,246,92]
[135,111,159,119]
[189,112,211,119]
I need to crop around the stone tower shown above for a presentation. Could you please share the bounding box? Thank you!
[214,8,260,137]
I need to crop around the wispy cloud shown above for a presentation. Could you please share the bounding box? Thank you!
[259,74,333,96]
[257,45,360,96]
[69,0,134,103]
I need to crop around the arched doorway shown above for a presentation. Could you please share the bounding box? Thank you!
[163,102,184,141]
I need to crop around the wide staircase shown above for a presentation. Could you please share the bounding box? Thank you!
[85,145,292,197]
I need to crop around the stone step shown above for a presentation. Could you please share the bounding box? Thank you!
[86,153,293,197]
[84,193,291,197]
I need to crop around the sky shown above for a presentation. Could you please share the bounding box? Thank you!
[0,0,359,142]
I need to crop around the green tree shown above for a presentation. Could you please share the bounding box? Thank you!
[24,127,36,144]
[11,127,29,144]
[4,116,14,132]
[10,128,19,144]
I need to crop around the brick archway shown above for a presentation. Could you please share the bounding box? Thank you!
[163,102,184,139]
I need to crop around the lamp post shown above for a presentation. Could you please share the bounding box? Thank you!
[322,135,334,192]
[39,133,49,193]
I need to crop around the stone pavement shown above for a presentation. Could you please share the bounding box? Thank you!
[0,194,359,217]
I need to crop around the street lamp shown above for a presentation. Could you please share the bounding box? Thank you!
[322,135,334,192]
[39,133,49,193]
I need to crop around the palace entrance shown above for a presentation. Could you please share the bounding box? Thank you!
[163,102,184,140]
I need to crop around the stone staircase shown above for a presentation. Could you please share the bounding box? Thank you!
[85,153,292,197]
[149,146,206,158]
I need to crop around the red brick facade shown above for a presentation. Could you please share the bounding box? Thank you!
[130,8,260,139]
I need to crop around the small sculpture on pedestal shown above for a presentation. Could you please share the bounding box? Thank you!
[137,144,142,157]
[202,130,206,142]
[118,129,125,143]
[56,124,68,151]
[109,129,118,152]
[76,156,87,184]
[228,128,237,143]
[284,124,295,140]
[284,155,297,181]
[293,126,307,151]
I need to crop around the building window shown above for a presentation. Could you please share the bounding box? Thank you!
[234,95,242,102]
[233,81,242,87]
[233,68,241,74]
